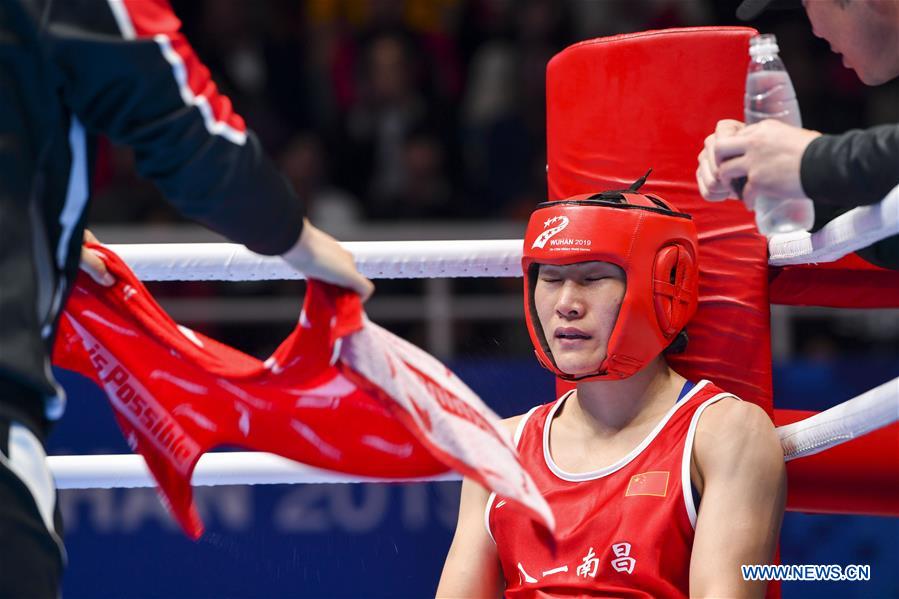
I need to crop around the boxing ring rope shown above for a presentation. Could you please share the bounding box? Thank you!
[107,187,899,282]
[51,192,898,489]
[49,452,462,489]
[778,377,899,461]
[768,183,899,267]
[49,374,898,489]
[110,239,524,281]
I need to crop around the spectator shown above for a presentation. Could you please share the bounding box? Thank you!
[333,30,456,216]
[279,133,363,229]
[461,42,535,215]
[374,128,456,219]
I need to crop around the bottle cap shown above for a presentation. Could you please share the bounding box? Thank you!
[749,33,779,58]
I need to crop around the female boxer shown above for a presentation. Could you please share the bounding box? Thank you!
[437,188,785,598]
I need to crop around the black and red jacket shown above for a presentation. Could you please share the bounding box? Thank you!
[0,0,305,435]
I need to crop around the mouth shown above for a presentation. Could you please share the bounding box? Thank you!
[554,328,591,342]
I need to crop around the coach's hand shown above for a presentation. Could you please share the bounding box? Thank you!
[80,229,115,286]
[697,119,821,211]
[715,120,821,210]
[281,219,374,301]
[696,119,746,201]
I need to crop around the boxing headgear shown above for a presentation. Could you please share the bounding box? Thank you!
[522,180,699,382]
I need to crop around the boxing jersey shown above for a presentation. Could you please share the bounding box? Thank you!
[487,379,735,598]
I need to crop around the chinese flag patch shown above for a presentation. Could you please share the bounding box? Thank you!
[625,471,669,497]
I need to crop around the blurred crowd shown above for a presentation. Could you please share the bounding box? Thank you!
[88,0,898,230]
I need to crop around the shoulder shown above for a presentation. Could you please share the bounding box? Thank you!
[693,397,784,479]
[499,402,545,441]
[459,415,526,505]
[695,396,774,440]
[501,413,526,436]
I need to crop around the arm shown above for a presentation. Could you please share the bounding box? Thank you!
[48,1,372,296]
[437,415,524,598]
[801,125,899,208]
[435,477,503,599]
[689,399,786,598]
[699,119,899,268]
[47,0,302,255]
[700,120,899,210]
[43,0,292,254]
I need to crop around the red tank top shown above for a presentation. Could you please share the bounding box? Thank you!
[487,379,735,598]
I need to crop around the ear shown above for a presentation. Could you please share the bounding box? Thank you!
[652,244,696,337]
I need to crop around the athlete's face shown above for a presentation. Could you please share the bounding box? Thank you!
[803,0,899,85]
[534,261,626,377]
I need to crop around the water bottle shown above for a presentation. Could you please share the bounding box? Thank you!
[743,33,815,235]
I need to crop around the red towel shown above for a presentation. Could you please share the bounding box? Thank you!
[53,245,553,538]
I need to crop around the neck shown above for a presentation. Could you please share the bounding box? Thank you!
[569,358,685,435]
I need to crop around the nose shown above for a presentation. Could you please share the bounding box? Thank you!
[555,281,585,319]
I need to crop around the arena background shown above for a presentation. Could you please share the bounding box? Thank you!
[53,0,898,597]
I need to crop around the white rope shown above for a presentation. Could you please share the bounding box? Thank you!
[108,187,898,280]
[48,377,897,488]
[109,240,523,281]
[778,376,899,461]
[49,452,461,489]
[768,184,899,266]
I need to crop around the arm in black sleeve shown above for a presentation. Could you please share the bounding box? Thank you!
[46,0,303,255]
[800,124,899,208]
[803,123,899,270]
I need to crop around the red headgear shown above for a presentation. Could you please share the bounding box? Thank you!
[522,180,699,381]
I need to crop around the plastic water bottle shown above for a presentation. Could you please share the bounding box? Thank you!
[744,33,815,235]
